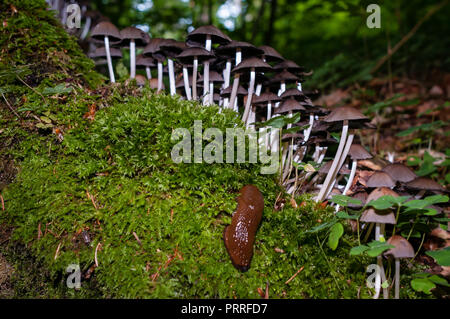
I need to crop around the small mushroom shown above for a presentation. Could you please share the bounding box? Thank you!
[120,26,150,79]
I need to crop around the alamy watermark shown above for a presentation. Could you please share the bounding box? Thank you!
[66,263,81,289]
[170,121,280,174]
[366,4,381,29]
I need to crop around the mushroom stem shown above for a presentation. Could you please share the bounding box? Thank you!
[157,61,163,91]
[192,58,198,100]
[80,16,91,40]
[203,35,212,105]
[130,40,136,79]
[183,66,191,100]
[316,120,349,202]
[395,258,400,299]
[304,114,314,142]
[242,69,255,123]
[145,67,152,80]
[168,58,176,95]
[209,82,214,105]
[104,36,115,83]
[267,101,272,121]
[229,74,240,110]
[335,159,357,213]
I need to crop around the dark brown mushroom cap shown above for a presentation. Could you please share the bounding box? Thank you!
[382,163,417,183]
[136,54,156,67]
[273,60,305,74]
[88,46,123,59]
[349,144,373,160]
[384,235,415,258]
[176,46,215,63]
[303,89,321,100]
[366,187,400,204]
[186,25,232,46]
[231,57,273,74]
[360,208,396,224]
[367,171,396,188]
[326,119,374,132]
[119,26,150,47]
[280,88,306,100]
[404,177,446,192]
[257,45,284,62]
[268,70,300,85]
[319,161,351,175]
[323,106,369,123]
[90,21,122,44]
[239,72,269,84]
[220,85,247,97]
[160,39,186,58]
[215,41,264,58]
[304,135,338,146]
[281,133,304,141]
[252,92,281,104]
[198,71,224,83]
[274,98,306,114]
[349,191,368,209]
[142,38,167,61]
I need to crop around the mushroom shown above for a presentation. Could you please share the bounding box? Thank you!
[382,163,417,183]
[120,26,150,79]
[198,71,224,105]
[258,45,285,63]
[316,107,369,202]
[384,235,415,299]
[176,46,214,101]
[367,171,396,189]
[136,54,156,80]
[186,25,231,105]
[404,177,446,198]
[160,39,186,96]
[90,22,122,83]
[143,38,167,92]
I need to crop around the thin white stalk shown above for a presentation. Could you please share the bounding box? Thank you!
[255,83,262,96]
[130,40,136,79]
[267,101,272,121]
[335,160,357,213]
[242,69,255,123]
[297,82,302,91]
[157,61,163,91]
[192,58,198,100]
[104,36,115,83]
[395,259,400,299]
[183,67,191,100]
[209,82,214,105]
[203,36,212,105]
[145,67,152,80]
[168,58,176,95]
[316,120,349,202]
[80,17,91,40]
[229,74,240,110]
[304,114,314,142]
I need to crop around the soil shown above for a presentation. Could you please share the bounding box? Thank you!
[0,227,13,298]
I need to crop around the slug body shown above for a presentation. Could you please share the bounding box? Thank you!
[223,185,264,272]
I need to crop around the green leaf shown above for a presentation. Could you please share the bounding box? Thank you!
[305,220,337,234]
[366,240,395,257]
[350,245,369,256]
[336,211,360,220]
[330,194,362,207]
[41,83,72,95]
[367,196,395,210]
[328,223,344,251]
[411,278,435,294]
[426,247,450,266]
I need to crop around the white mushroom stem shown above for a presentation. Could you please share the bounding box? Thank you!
[335,159,357,213]
[157,61,163,91]
[267,101,272,121]
[304,114,314,142]
[192,58,198,100]
[255,83,262,96]
[168,58,176,95]
[209,82,214,105]
[297,82,302,91]
[130,40,136,79]
[183,66,191,100]
[395,258,400,299]
[316,120,349,202]
[203,35,212,105]
[228,74,240,110]
[242,68,255,123]
[222,59,232,108]
[374,223,389,299]
[80,16,91,40]
[104,36,115,83]
[145,67,152,80]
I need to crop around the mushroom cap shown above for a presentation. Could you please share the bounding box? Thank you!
[220,85,247,97]
[88,46,122,59]
[231,57,273,74]
[119,26,150,46]
[280,88,306,100]
[404,177,446,192]
[198,71,223,83]
[135,54,156,67]
[268,70,300,85]
[360,208,396,224]
[159,39,186,58]
[252,92,281,104]
[142,38,167,61]
[281,133,304,141]
[382,163,417,183]
[186,25,231,46]
[385,235,415,258]
[348,144,373,160]
[257,45,284,62]
[90,21,122,44]
[215,41,264,58]
[176,46,215,63]
[323,106,369,123]
[274,98,306,114]
[319,161,351,175]
[273,60,305,74]
[349,191,368,209]
[367,171,396,188]
[366,187,400,204]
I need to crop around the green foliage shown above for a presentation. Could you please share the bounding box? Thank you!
[411,273,450,295]
[350,240,394,257]
[426,247,450,267]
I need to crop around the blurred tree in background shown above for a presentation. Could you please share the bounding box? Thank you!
[88,0,450,91]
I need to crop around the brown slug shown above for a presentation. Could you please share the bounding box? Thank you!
[223,185,264,272]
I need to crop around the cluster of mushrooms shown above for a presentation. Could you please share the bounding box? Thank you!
[47,0,449,299]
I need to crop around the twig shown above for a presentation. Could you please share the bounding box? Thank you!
[132,231,142,246]
[0,194,4,211]
[95,242,102,267]
[370,0,449,74]
[285,266,304,285]
[54,242,62,260]
[1,91,20,118]
[15,74,47,102]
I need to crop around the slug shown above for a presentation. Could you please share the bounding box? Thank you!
[223,185,264,272]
